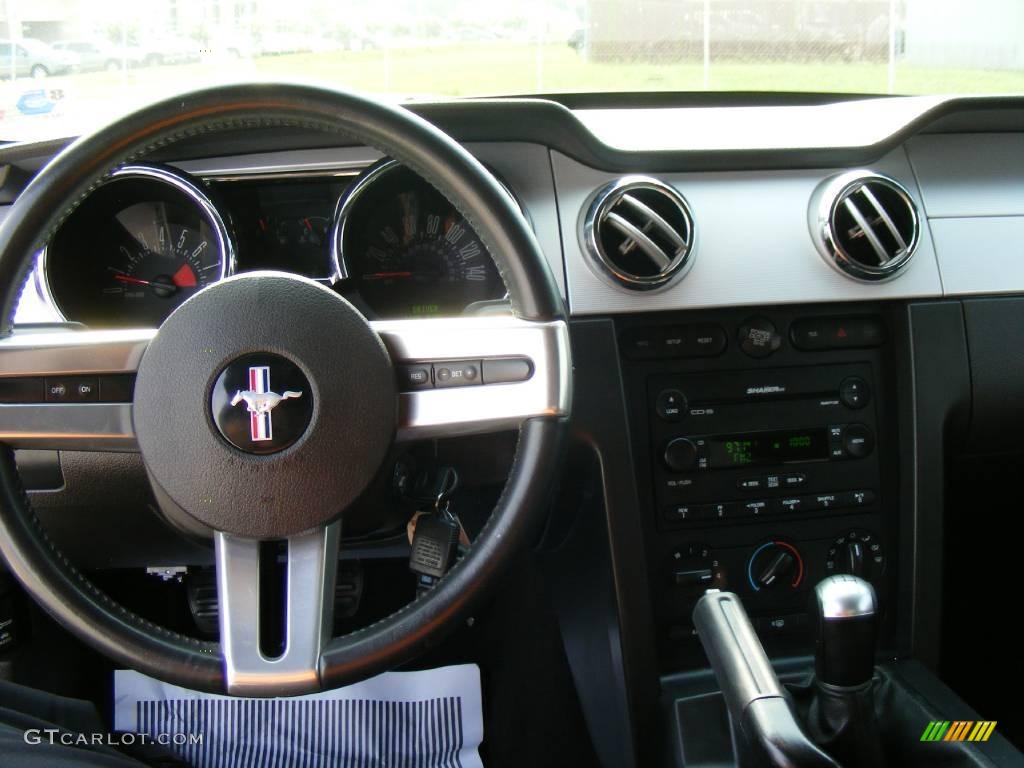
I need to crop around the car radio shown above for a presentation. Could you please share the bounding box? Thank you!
[648,362,881,528]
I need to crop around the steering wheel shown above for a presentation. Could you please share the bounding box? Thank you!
[0,84,570,696]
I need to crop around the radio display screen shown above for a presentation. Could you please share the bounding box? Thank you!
[707,428,828,467]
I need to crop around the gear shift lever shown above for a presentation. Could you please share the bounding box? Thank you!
[814,574,878,687]
[809,575,884,767]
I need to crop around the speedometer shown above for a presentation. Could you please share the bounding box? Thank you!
[334,161,506,318]
[43,165,233,328]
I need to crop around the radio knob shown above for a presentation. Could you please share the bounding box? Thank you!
[664,438,699,473]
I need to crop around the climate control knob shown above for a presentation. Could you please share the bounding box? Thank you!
[664,438,699,473]
[748,541,805,592]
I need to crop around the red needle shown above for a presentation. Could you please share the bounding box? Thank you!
[362,271,413,280]
[113,274,151,286]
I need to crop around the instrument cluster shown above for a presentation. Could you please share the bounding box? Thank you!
[40,160,510,329]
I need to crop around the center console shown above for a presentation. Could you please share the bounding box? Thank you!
[620,303,901,670]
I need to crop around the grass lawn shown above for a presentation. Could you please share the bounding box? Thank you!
[251,43,1024,96]
[3,43,1021,142]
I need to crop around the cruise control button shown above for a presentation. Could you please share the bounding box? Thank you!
[45,379,70,402]
[72,378,98,401]
[434,360,481,388]
[398,365,432,389]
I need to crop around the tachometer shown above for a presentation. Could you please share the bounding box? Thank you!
[43,165,232,328]
[334,161,506,318]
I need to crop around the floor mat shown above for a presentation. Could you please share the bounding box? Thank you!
[114,664,483,768]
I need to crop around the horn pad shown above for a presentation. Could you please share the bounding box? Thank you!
[134,272,396,539]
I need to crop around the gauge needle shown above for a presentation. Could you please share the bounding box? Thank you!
[112,274,152,286]
[362,271,413,280]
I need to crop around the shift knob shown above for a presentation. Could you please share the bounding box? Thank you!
[813,574,877,688]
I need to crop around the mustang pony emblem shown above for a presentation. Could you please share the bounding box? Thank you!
[230,366,303,442]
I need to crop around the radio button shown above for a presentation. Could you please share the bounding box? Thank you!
[705,502,734,520]
[828,424,846,459]
[843,424,874,458]
[814,493,840,509]
[737,477,763,491]
[742,499,771,517]
[775,497,804,513]
[840,489,876,508]
[655,389,687,422]
[840,377,871,409]
[782,473,807,487]
[664,504,698,523]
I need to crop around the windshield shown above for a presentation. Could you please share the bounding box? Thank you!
[1,0,1021,143]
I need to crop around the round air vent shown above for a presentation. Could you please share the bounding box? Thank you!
[811,170,920,281]
[581,176,695,290]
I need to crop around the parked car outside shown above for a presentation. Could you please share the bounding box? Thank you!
[0,38,78,79]
[51,40,143,72]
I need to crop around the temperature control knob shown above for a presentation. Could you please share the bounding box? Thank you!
[669,542,723,593]
[748,541,805,592]
[664,438,699,473]
[826,529,885,582]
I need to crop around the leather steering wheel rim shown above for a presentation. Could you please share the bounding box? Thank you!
[0,83,569,694]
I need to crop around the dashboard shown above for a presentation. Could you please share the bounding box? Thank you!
[35,157,509,328]
[1,92,1023,763]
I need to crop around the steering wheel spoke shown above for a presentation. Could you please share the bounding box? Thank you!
[215,523,340,696]
[374,316,570,441]
[0,328,152,450]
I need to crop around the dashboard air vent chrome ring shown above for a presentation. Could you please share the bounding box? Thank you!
[811,170,920,282]
[580,176,695,290]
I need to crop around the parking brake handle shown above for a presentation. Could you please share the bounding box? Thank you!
[693,589,840,768]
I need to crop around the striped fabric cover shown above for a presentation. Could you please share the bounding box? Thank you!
[114,666,483,768]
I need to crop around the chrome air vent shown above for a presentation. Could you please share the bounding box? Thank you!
[811,171,920,281]
[581,176,695,290]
